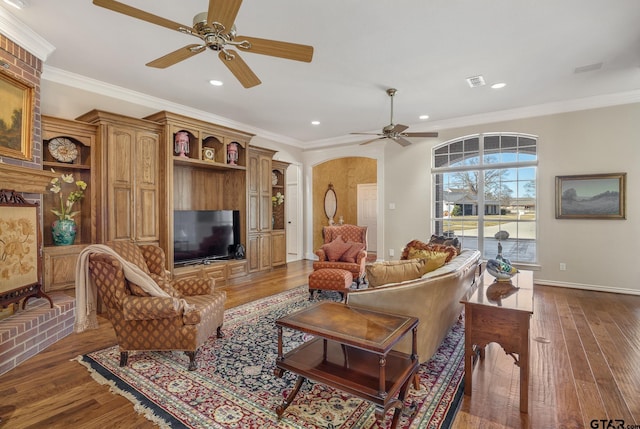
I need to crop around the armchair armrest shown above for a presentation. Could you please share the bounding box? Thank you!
[172,277,215,296]
[122,296,180,321]
[315,249,328,261]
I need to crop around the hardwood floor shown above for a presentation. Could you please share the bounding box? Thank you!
[1,260,638,428]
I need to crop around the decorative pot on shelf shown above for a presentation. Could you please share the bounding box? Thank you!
[52,219,77,246]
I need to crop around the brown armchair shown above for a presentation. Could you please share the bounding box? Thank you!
[313,224,368,286]
[87,241,226,370]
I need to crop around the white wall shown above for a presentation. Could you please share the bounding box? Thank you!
[383,103,640,294]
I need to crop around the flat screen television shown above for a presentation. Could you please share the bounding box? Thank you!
[173,210,241,266]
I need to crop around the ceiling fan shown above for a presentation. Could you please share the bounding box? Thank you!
[93,0,314,88]
[352,88,438,146]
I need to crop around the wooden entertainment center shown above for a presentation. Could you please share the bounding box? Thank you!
[40,110,287,291]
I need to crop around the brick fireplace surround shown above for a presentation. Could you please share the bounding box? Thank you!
[0,33,75,376]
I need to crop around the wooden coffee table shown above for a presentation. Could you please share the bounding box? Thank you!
[460,269,534,413]
[274,301,419,428]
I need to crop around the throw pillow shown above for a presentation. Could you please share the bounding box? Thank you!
[424,243,457,263]
[401,239,457,263]
[321,235,351,262]
[341,241,365,263]
[405,250,449,274]
[366,259,426,288]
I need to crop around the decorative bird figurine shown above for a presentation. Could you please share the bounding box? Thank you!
[495,242,511,265]
[486,258,519,282]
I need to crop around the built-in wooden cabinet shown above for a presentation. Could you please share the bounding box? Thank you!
[271,160,289,267]
[247,147,287,272]
[271,230,286,267]
[41,116,97,247]
[41,116,97,291]
[40,110,273,289]
[76,110,163,245]
[42,245,84,292]
[145,111,252,283]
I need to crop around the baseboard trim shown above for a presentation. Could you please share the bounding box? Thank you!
[535,279,640,296]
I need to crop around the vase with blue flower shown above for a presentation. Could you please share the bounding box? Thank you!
[49,172,87,246]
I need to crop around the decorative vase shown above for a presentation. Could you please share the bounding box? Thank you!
[52,219,77,246]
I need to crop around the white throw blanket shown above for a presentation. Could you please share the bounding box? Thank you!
[74,244,194,333]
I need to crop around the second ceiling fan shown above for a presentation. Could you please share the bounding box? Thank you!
[352,88,438,146]
[93,0,314,88]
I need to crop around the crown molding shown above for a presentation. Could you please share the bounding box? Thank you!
[423,89,640,132]
[41,65,302,147]
[41,64,640,151]
[0,5,55,60]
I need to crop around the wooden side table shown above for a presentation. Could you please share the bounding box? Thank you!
[460,270,534,413]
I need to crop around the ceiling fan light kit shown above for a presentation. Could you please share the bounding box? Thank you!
[352,88,439,146]
[92,0,313,88]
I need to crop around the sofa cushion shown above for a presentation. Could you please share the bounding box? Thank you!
[366,259,426,288]
[341,241,365,263]
[321,235,351,262]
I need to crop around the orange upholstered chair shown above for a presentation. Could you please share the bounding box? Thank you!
[87,241,226,370]
[313,224,368,286]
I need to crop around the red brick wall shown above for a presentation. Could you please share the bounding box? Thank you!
[0,33,42,169]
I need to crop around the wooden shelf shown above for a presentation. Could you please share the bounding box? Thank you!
[173,156,247,171]
[43,161,91,170]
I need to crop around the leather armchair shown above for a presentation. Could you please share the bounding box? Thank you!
[88,241,226,370]
[313,224,368,286]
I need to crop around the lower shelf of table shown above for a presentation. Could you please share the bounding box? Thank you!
[276,337,418,406]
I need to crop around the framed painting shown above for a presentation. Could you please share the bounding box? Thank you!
[0,71,33,161]
[555,173,626,219]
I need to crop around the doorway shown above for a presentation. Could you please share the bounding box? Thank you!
[357,183,377,255]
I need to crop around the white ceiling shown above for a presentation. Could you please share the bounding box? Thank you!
[3,0,640,148]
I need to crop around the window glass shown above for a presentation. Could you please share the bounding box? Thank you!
[432,133,538,264]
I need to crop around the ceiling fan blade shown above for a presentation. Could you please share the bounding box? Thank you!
[350,132,384,136]
[394,136,413,147]
[359,137,386,146]
[236,35,314,62]
[403,131,439,138]
[218,50,261,88]
[208,0,242,30]
[146,44,205,68]
[391,124,409,133]
[93,0,190,32]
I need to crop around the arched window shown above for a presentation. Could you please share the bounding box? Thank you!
[432,133,538,264]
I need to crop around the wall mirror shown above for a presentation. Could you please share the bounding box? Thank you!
[324,183,337,220]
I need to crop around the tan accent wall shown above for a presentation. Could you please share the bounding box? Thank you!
[312,157,376,250]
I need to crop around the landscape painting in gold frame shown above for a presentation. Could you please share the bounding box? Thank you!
[0,71,33,161]
[555,173,626,219]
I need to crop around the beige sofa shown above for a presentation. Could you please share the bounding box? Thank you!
[346,248,481,363]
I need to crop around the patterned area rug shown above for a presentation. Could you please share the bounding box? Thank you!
[76,286,465,428]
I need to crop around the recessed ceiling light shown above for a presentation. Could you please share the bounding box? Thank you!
[209,80,223,86]
[311,121,320,126]
[491,82,506,89]
[419,115,430,120]
[3,0,27,9]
